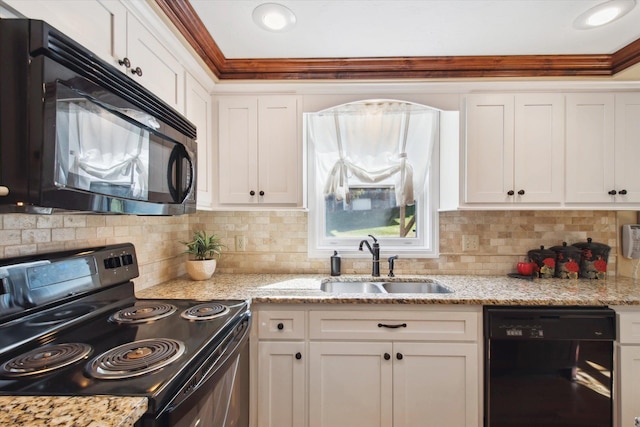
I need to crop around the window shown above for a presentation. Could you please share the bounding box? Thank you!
[305,99,440,258]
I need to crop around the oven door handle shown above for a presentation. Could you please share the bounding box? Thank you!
[163,313,251,413]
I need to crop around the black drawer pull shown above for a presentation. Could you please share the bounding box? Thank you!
[295,352,302,360]
[396,353,403,360]
[277,322,284,330]
[378,323,407,329]
[384,353,391,360]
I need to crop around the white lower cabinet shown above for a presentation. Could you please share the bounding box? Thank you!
[253,305,482,427]
[614,307,640,427]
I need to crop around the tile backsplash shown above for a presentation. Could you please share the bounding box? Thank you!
[0,210,620,291]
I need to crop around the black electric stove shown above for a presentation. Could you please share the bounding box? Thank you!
[0,243,250,426]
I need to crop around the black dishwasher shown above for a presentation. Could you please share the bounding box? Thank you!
[484,306,615,427]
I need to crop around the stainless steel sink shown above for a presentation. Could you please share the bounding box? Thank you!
[381,282,452,294]
[320,280,452,294]
[320,281,385,293]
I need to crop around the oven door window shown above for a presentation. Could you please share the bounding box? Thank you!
[54,82,192,204]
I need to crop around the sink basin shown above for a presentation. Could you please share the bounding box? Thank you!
[320,280,452,294]
[381,282,452,294]
[320,281,384,293]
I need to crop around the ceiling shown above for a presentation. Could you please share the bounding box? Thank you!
[155,0,640,80]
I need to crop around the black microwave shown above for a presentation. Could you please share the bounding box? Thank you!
[0,19,197,215]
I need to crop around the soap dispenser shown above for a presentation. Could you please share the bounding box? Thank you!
[330,251,341,276]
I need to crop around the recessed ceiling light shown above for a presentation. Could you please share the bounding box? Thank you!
[252,3,296,32]
[573,0,636,29]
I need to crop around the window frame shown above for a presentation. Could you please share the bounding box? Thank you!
[306,121,440,259]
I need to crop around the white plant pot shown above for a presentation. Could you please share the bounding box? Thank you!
[186,259,217,281]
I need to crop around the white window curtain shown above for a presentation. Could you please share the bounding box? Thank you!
[306,99,440,207]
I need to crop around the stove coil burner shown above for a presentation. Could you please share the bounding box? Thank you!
[88,338,185,379]
[181,302,230,321]
[0,343,92,377]
[27,304,95,327]
[110,303,178,324]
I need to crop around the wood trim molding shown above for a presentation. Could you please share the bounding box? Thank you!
[155,0,634,80]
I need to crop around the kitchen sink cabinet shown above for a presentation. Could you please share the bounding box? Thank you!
[217,95,302,207]
[464,93,564,207]
[565,93,640,205]
[307,307,481,427]
[252,305,481,427]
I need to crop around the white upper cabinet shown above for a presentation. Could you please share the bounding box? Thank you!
[464,93,564,206]
[184,73,213,210]
[124,12,184,112]
[4,0,185,113]
[565,93,640,205]
[217,95,301,207]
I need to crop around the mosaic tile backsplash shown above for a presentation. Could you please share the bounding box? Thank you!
[0,210,620,290]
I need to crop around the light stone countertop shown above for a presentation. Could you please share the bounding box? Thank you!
[136,273,640,306]
[5,272,640,426]
[0,395,147,427]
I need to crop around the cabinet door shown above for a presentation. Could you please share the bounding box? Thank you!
[218,97,259,204]
[465,94,515,203]
[513,94,564,203]
[126,12,184,112]
[3,0,127,67]
[257,341,306,427]
[309,342,393,427]
[257,96,300,204]
[614,93,640,203]
[565,93,615,203]
[184,73,213,210]
[393,342,480,427]
[617,346,640,427]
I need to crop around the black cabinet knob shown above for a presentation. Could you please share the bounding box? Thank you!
[384,353,391,360]
[131,66,143,77]
[608,190,617,195]
[250,190,256,196]
[396,353,403,360]
[507,190,515,196]
[619,189,628,195]
[277,322,284,330]
[517,189,525,195]
[295,352,302,360]
[118,57,131,68]
[259,190,265,196]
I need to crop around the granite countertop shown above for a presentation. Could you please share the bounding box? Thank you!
[136,273,640,306]
[0,395,147,427]
[5,272,640,426]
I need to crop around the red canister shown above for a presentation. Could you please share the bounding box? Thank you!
[549,242,582,279]
[572,237,611,279]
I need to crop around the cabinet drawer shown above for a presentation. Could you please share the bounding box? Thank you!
[618,311,640,344]
[309,310,479,342]
[258,310,306,340]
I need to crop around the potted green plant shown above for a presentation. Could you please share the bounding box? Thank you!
[182,230,225,280]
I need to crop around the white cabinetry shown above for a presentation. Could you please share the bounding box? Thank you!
[614,308,640,427]
[307,307,481,427]
[464,93,564,206]
[566,93,640,205]
[4,0,185,112]
[255,310,306,427]
[217,95,301,206]
[184,73,213,210]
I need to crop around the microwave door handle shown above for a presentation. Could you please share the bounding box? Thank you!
[167,145,193,202]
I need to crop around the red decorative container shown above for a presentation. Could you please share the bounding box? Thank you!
[549,242,582,279]
[527,246,556,278]
[572,237,611,280]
